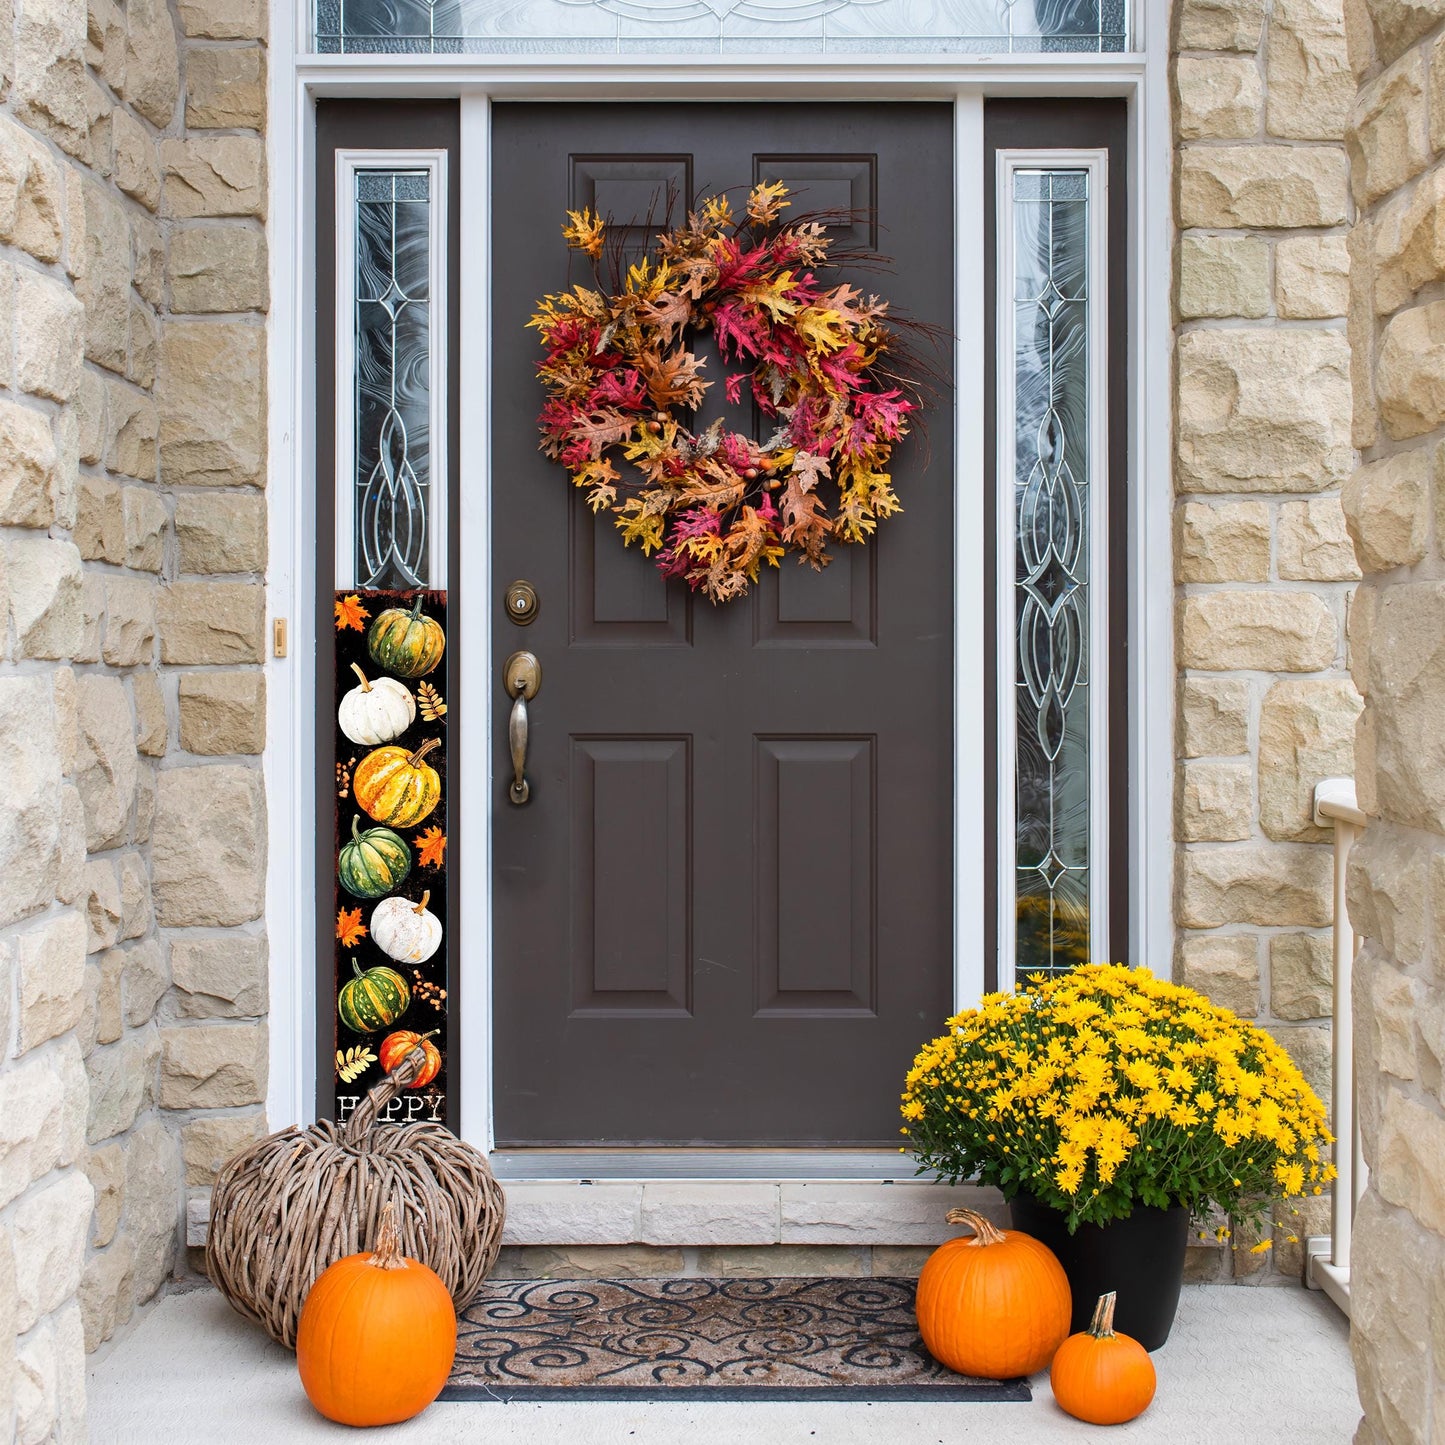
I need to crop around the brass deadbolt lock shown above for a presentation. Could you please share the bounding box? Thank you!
[504,579,539,625]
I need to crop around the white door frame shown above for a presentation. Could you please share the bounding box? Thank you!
[263,5,1175,1167]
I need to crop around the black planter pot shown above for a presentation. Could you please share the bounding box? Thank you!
[1008,1194,1190,1352]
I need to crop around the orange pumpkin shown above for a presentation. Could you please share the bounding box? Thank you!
[915,1207,1071,1379]
[1050,1290,1156,1425]
[378,1028,442,1089]
[354,737,442,828]
[297,1201,456,1427]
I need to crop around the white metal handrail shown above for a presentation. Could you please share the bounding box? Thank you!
[1305,776,1368,1317]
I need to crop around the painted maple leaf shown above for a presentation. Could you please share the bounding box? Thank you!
[415,825,446,870]
[334,594,370,632]
[336,906,367,947]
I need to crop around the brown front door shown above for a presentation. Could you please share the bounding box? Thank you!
[491,104,954,1147]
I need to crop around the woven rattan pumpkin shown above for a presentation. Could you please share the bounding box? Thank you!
[206,1042,505,1349]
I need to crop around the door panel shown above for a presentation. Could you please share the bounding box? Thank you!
[491,103,954,1147]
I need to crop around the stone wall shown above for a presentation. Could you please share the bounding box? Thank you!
[0,0,269,1438]
[1342,2,1445,1440]
[1171,0,1363,1280]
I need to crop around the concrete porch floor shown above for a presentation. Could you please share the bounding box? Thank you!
[88,1281,1358,1443]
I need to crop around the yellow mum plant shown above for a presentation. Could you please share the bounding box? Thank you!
[901,964,1336,1230]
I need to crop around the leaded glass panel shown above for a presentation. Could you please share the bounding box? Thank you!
[1011,167,1092,977]
[313,0,1129,55]
[355,169,433,589]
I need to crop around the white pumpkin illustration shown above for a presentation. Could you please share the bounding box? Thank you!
[371,890,442,964]
[338,663,415,746]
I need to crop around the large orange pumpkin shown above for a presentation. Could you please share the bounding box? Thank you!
[1050,1290,1156,1425]
[915,1207,1071,1379]
[297,1201,457,1426]
[354,737,442,828]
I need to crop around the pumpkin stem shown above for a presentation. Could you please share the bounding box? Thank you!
[408,595,425,620]
[944,1207,1009,1247]
[414,890,431,913]
[351,956,366,980]
[349,662,372,692]
[1088,1291,1118,1338]
[351,815,363,842]
[368,1202,407,1271]
[406,737,441,767]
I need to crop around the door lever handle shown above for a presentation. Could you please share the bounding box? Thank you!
[503,651,541,805]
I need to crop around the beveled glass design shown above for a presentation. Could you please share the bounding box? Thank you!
[313,0,1128,55]
[1011,168,1091,977]
[355,169,432,589]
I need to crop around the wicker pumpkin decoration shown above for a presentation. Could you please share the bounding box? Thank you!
[1050,1291,1156,1425]
[915,1208,1071,1379]
[379,1029,442,1088]
[297,1200,456,1427]
[368,596,445,679]
[207,1041,505,1350]
[354,738,442,829]
[338,816,412,899]
[372,891,443,964]
[338,958,411,1033]
[338,663,416,746]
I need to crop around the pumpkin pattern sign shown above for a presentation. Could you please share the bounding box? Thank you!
[332,589,450,1124]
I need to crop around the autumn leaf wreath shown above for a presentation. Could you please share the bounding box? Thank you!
[529,181,930,603]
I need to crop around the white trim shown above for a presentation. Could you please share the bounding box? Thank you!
[332,149,450,591]
[266,48,1172,1167]
[993,150,1110,989]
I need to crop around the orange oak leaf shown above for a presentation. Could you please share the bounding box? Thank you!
[415,826,446,870]
[335,594,370,632]
[336,906,367,948]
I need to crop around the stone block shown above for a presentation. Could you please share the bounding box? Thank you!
[1175,933,1260,1015]
[1174,56,1261,139]
[1265,0,1355,140]
[122,487,166,571]
[698,1245,869,1278]
[0,114,63,263]
[1372,165,1445,316]
[168,224,268,314]
[181,1111,264,1186]
[1178,591,1337,672]
[159,321,265,486]
[778,1182,1004,1245]
[500,1183,640,1246]
[1377,302,1445,441]
[111,105,159,212]
[123,937,168,1026]
[56,783,84,907]
[1175,500,1269,582]
[15,267,83,401]
[133,213,163,308]
[79,1235,134,1351]
[82,859,121,954]
[0,675,64,927]
[1368,0,1439,70]
[1258,678,1362,841]
[1176,329,1352,493]
[122,0,179,127]
[1176,844,1333,927]
[1375,1090,1445,1235]
[1275,236,1349,319]
[86,1025,160,1143]
[0,1038,86,1210]
[491,1244,688,1280]
[1348,51,1428,208]
[158,581,265,664]
[1178,759,1254,841]
[160,1021,268,1109]
[102,576,157,668]
[161,134,265,219]
[1176,232,1269,320]
[107,383,160,484]
[1348,580,1377,694]
[73,367,105,465]
[1349,830,1430,971]
[179,671,266,754]
[16,909,86,1053]
[131,673,168,757]
[1343,448,1430,572]
[1178,145,1348,229]
[1179,676,1251,757]
[9,537,82,660]
[73,180,129,375]
[152,764,266,926]
[176,0,267,39]
[128,299,158,390]
[170,933,267,1017]
[186,47,264,130]
[119,852,151,941]
[14,1300,87,1445]
[1277,497,1362,581]
[75,475,123,563]
[641,1183,779,1245]
[175,491,267,573]
[125,1117,181,1301]
[0,398,57,528]
[1175,0,1264,49]
[86,1142,125,1248]
[1270,933,1333,1019]
[75,674,137,850]
[1434,34,1445,153]
[1349,216,1379,451]
[12,1172,93,1334]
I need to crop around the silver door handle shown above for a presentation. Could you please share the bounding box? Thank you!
[503,651,541,805]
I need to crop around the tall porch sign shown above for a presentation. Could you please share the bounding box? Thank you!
[331,588,450,1123]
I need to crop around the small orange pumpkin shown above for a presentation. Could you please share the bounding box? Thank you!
[378,1028,442,1089]
[915,1207,1071,1379]
[297,1201,457,1427]
[1050,1290,1156,1425]
[354,737,442,828]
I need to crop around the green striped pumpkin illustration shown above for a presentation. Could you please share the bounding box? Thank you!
[338,816,411,899]
[367,596,445,679]
[338,958,411,1034]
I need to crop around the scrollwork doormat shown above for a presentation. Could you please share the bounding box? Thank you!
[442,1278,1031,1402]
